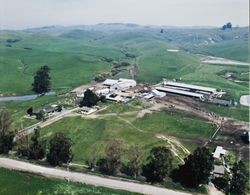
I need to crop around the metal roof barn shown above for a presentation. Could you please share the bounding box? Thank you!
[156,87,204,99]
[164,81,217,94]
[103,79,118,86]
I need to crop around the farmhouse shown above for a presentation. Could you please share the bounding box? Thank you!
[213,146,227,159]
[156,87,204,100]
[163,81,217,95]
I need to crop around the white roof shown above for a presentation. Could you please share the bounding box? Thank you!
[165,81,217,93]
[118,78,136,83]
[213,146,226,159]
[103,79,118,86]
[152,89,166,97]
[156,87,204,98]
[144,93,155,99]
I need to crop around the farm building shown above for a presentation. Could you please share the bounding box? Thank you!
[208,98,232,106]
[95,88,110,95]
[40,105,62,115]
[213,146,227,159]
[103,79,119,87]
[79,106,97,115]
[110,78,137,91]
[144,89,166,100]
[106,91,135,103]
[156,87,204,100]
[163,81,217,95]
[213,165,225,177]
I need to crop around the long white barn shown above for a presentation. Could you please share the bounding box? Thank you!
[163,81,217,94]
[156,87,204,99]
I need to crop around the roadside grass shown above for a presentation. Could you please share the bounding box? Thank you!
[0,168,136,195]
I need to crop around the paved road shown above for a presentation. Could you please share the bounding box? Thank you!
[0,157,191,195]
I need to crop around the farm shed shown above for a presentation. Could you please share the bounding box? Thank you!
[103,79,118,86]
[163,81,217,94]
[213,165,225,177]
[110,78,137,91]
[152,89,166,98]
[156,87,204,100]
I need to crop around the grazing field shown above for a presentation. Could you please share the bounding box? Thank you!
[0,25,248,99]
[0,168,136,195]
[41,110,214,164]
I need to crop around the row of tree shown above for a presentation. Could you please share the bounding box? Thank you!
[18,130,73,166]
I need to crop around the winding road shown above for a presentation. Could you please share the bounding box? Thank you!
[0,157,191,195]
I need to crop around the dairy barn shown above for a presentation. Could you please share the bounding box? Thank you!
[103,78,137,91]
[155,80,219,100]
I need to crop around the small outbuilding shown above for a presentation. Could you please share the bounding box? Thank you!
[213,146,227,159]
[213,165,225,177]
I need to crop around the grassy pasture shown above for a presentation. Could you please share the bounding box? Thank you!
[41,110,214,164]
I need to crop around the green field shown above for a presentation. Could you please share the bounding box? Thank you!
[0,25,248,98]
[41,109,214,164]
[0,168,136,195]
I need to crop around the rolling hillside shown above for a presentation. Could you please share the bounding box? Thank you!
[0,24,248,97]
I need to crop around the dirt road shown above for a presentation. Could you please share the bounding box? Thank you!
[0,157,191,195]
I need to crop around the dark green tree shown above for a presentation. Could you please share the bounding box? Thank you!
[98,139,125,175]
[0,109,14,154]
[28,128,45,160]
[47,133,73,166]
[142,146,173,182]
[127,146,142,178]
[79,89,99,107]
[229,161,248,195]
[99,95,107,103]
[171,147,213,188]
[32,65,51,94]
[27,107,33,116]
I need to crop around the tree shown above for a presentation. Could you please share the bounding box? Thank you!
[229,161,248,195]
[142,146,173,183]
[27,107,33,116]
[222,25,227,30]
[79,89,99,107]
[35,110,45,121]
[28,128,45,160]
[171,147,213,188]
[47,133,73,166]
[226,22,232,29]
[99,95,107,103]
[127,146,142,178]
[0,109,14,154]
[98,139,125,175]
[17,134,30,157]
[32,65,51,94]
